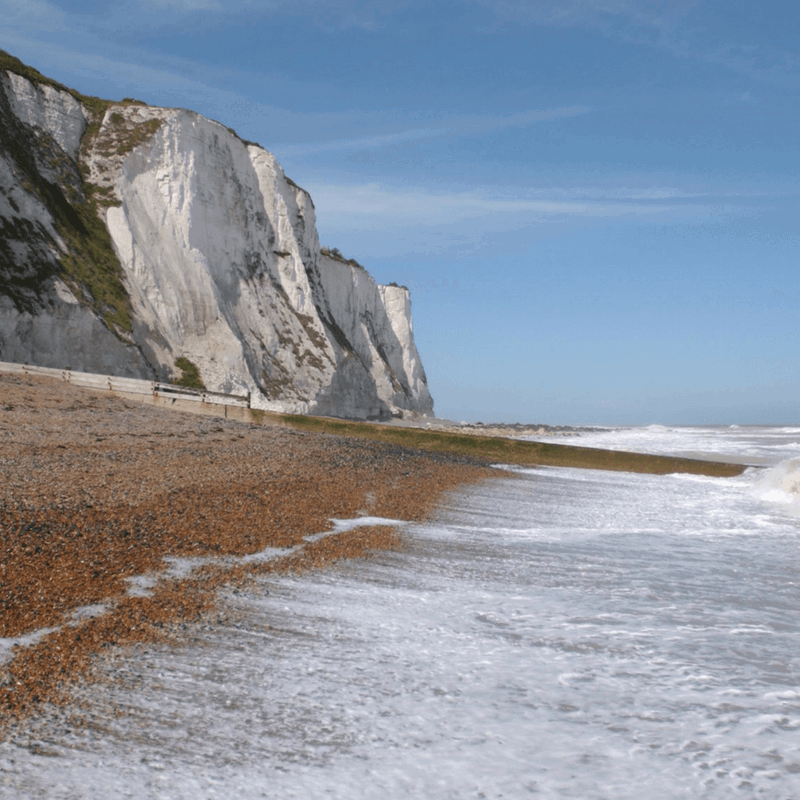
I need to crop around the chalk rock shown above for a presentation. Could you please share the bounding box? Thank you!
[0,69,152,378]
[0,58,433,418]
[2,70,86,159]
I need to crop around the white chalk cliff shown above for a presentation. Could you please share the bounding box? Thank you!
[0,54,433,419]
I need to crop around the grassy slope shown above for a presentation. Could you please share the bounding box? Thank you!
[277,414,747,477]
[0,49,119,115]
[0,49,136,332]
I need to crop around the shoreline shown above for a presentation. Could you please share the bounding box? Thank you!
[278,414,748,476]
[0,373,495,730]
[0,372,747,730]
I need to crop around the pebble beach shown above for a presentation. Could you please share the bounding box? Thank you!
[3,376,800,799]
[0,373,494,729]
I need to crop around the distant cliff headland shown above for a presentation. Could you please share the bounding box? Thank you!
[0,50,433,420]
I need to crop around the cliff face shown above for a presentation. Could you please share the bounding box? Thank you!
[0,55,433,419]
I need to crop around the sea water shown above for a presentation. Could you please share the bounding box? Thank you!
[2,426,800,799]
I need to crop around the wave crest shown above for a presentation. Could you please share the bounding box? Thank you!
[752,458,800,506]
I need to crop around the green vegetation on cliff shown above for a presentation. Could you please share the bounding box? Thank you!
[0,49,145,116]
[320,246,365,270]
[172,358,206,391]
[55,193,132,333]
[0,49,141,333]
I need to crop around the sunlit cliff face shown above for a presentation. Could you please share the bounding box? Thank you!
[0,60,433,420]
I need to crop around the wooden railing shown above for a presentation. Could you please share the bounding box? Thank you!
[0,361,251,408]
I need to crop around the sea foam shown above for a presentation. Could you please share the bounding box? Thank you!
[3,426,800,799]
[752,457,800,508]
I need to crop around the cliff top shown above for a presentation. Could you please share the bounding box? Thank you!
[0,48,145,117]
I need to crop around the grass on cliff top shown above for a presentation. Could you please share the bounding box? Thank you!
[320,246,365,270]
[0,49,146,115]
[1,49,109,115]
[277,414,747,477]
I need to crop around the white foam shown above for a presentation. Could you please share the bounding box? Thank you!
[4,429,800,798]
[124,573,159,597]
[751,457,800,509]
[162,555,218,578]
[0,627,59,666]
[304,516,405,542]
[67,603,109,623]
[1,516,391,670]
[523,424,800,467]
[241,545,301,564]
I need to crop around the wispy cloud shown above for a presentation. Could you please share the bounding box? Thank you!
[471,0,695,39]
[303,180,749,229]
[110,0,407,33]
[470,0,800,87]
[0,30,364,138]
[1,0,71,34]
[4,26,586,154]
[1,0,387,39]
[1,31,248,103]
[137,0,226,9]
[8,0,799,92]
[275,106,590,155]
[697,40,800,88]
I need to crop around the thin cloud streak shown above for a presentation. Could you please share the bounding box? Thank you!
[304,181,753,228]
[8,0,798,89]
[2,0,413,35]
[6,31,581,152]
[0,32,365,139]
[275,106,591,155]
[1,32,257,107]
[4,25,588,152]
[470,0,800,87]
[112,0,405,33]
[1,0,71,34]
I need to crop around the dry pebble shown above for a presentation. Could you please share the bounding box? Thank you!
[0,373,495,731]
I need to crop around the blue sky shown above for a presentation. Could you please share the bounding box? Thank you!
[4,0,799,423]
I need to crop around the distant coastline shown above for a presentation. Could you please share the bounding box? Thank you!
[393,418,606,439]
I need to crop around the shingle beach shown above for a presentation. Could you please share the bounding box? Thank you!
[0,373,493,729]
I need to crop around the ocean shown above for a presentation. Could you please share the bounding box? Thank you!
[2,425,800,799]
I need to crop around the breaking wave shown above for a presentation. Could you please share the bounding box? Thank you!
[752,457,800,508]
